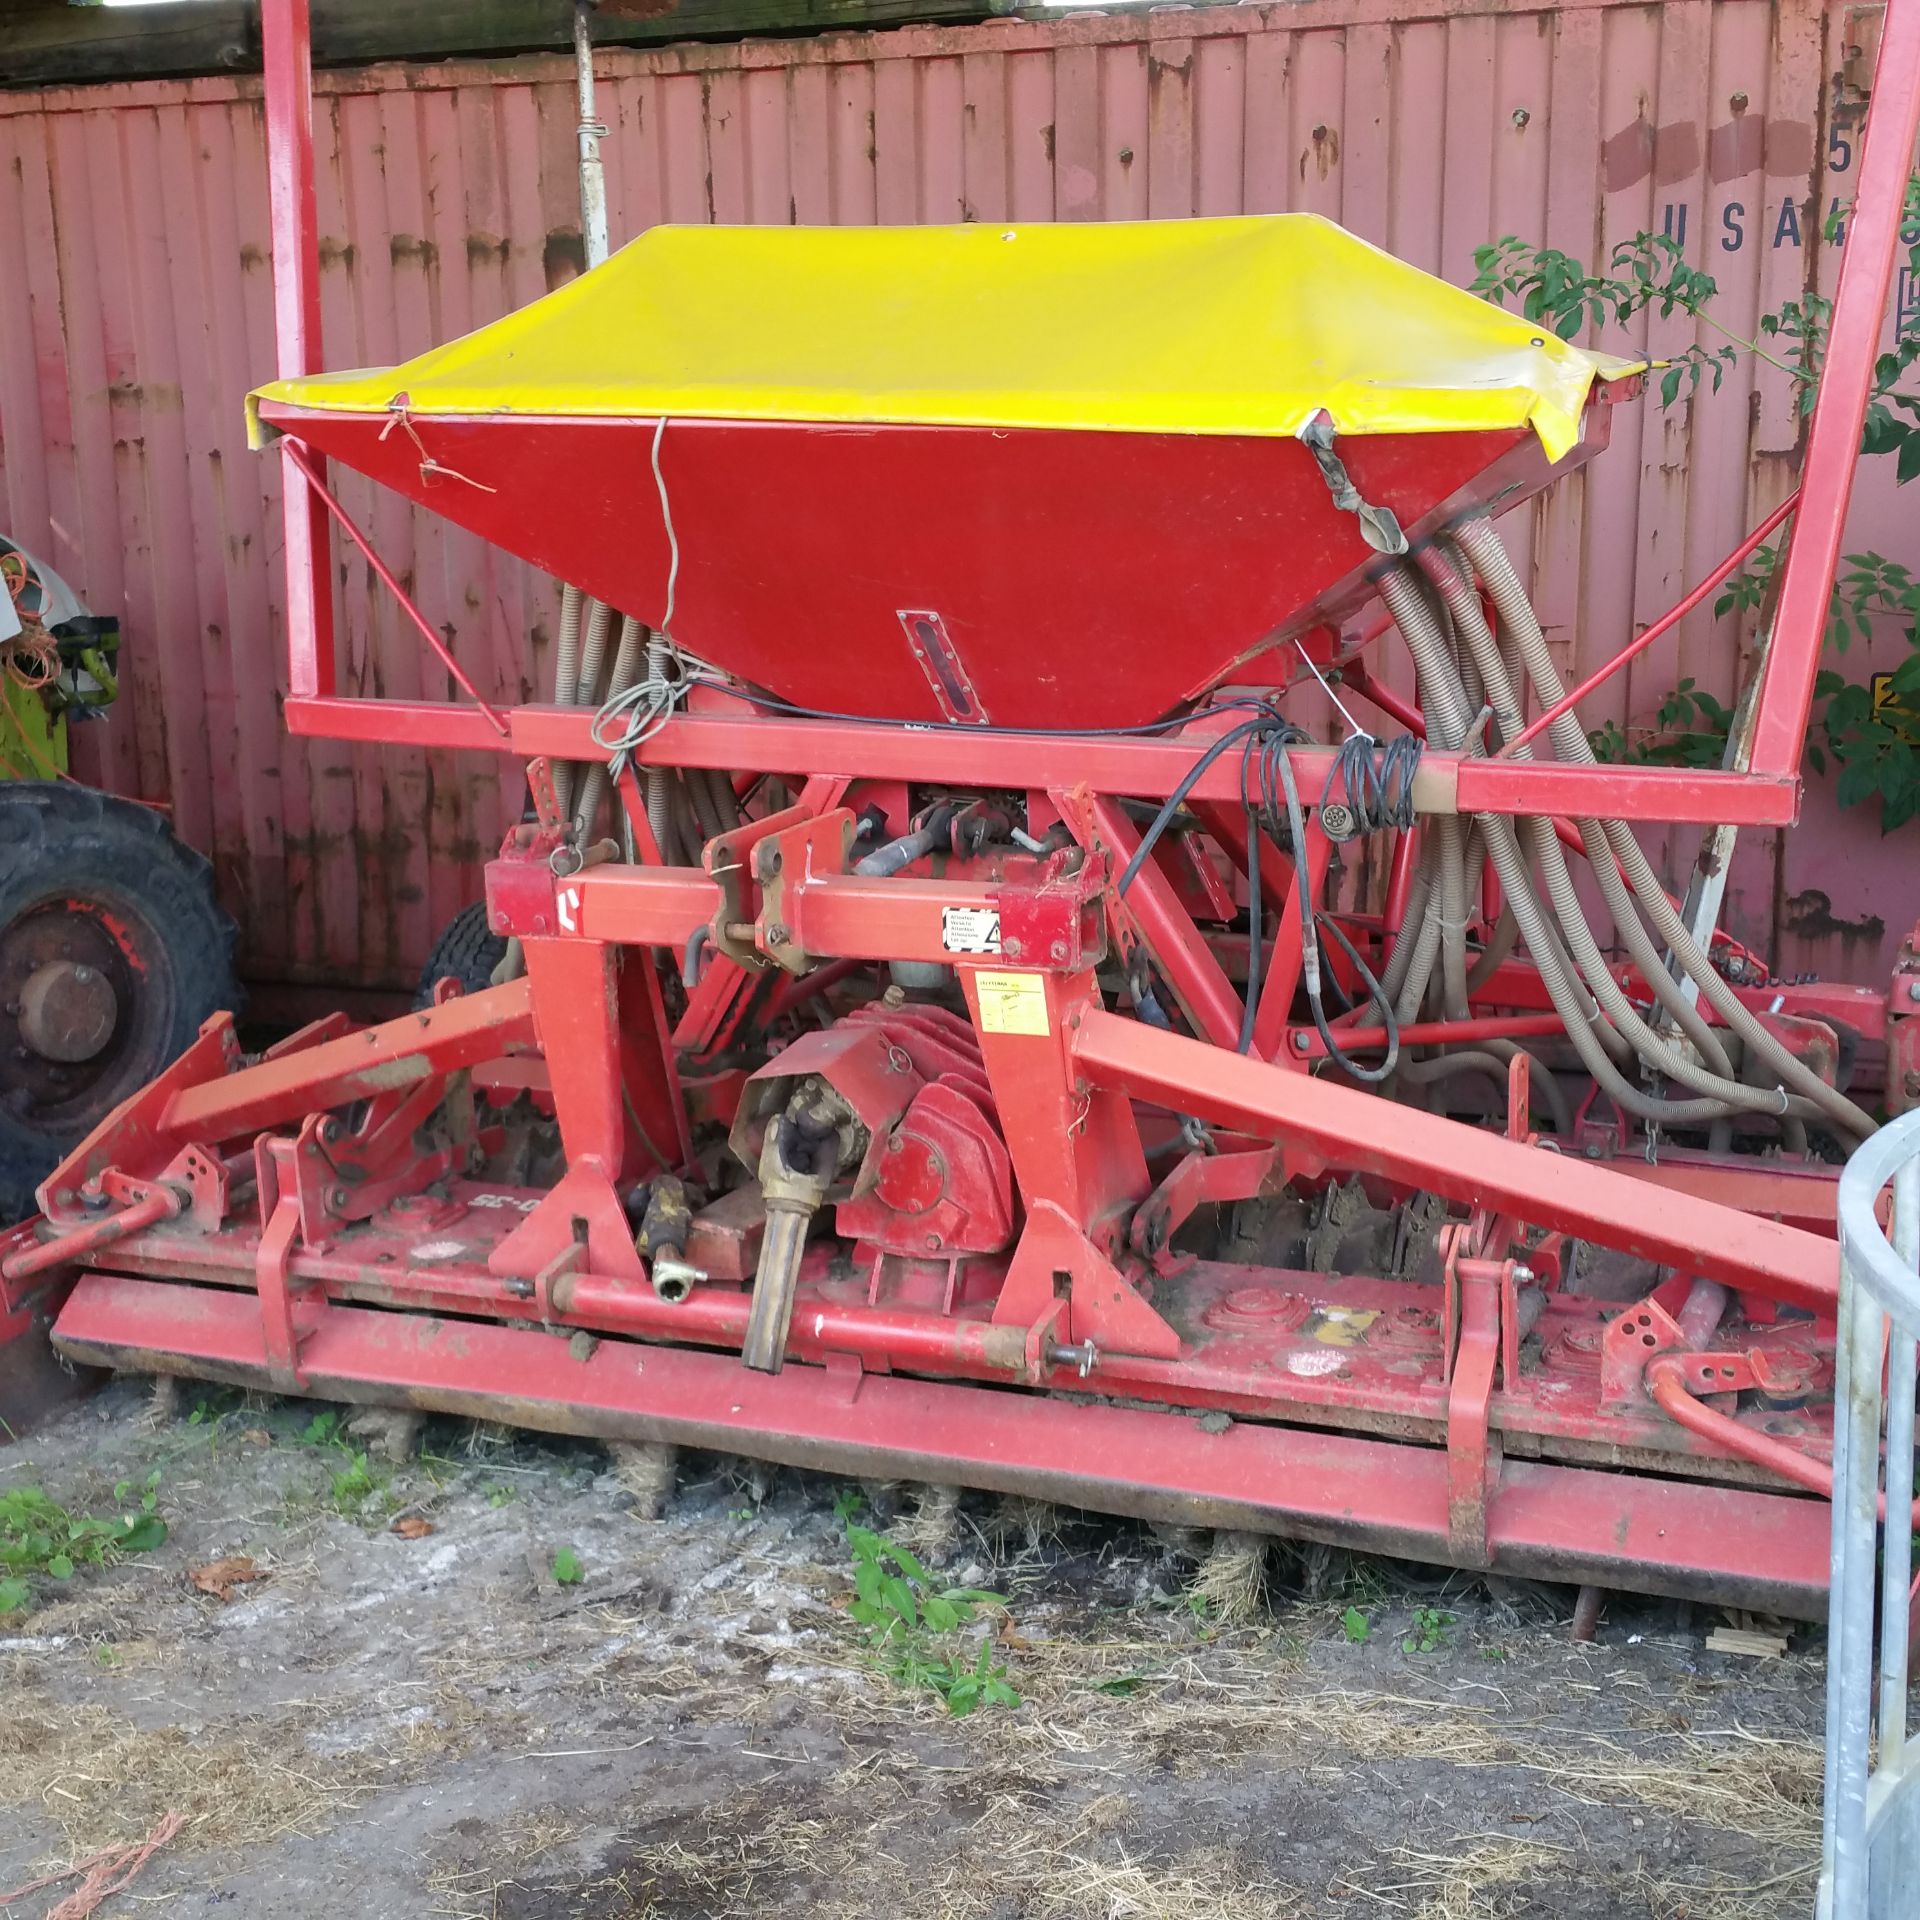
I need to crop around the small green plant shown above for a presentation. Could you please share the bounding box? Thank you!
[486,1483,516,1508]
[0,1475,167,1616]
[1588,678,1736,770]
[1341,1605,1372,1644]
[728,1505,756,1523]
[552,1546,584,1586]
[831,1486,865,1522]
[843,1523,1018,1716]
[329,1451,384,1515]
[289,1409,398,1520]
[942,1637,1022,1717]
[1402,1605,1454,1655]
[182,1387,249,1432]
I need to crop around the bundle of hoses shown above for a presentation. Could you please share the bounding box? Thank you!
[1375,523,1872,1146]
[544,582,738,860]
[489,584,736,986]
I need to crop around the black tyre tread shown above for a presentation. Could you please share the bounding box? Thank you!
[0,782,238,1226]
[415,901,508,1009]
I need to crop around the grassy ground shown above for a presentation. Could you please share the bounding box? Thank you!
[0,1376,1833,1918]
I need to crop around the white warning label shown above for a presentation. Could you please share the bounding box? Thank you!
[941,906,1002,954]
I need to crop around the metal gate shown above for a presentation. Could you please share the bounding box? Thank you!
[1824,1108,1920,1917]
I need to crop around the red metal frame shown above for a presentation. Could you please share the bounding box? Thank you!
[1494,489,1802,762]
[263,0,332,706]
[1750,0,1920,776]
[7,0,1917,1618]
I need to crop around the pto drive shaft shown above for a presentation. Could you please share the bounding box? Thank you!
[741,1090,854,1374]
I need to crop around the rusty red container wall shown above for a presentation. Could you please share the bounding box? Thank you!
[0,0,1905,992]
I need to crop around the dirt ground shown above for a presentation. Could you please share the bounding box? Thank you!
[0,1375,1833,1919]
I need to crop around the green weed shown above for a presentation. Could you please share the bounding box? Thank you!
[842,1522,1018,1717]
[1341,1606,1372,1644]
[0,1474,167,1617]
[552,1546,584,1586]
[285,1409,398,1520]
[1402,1605,1454,1655]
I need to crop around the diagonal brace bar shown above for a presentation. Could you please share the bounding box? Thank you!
[1070,1007,1836,1312]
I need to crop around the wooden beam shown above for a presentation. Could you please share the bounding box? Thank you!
[1,0,1004,90]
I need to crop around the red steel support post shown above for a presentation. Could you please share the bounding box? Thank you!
[260,0,334,703]
[1749,0,1920,775]
[492,939,648,1284]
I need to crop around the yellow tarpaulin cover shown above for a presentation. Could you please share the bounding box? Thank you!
[250,215,1639,465]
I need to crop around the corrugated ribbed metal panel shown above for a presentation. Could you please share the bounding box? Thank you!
[0,0,1902,988]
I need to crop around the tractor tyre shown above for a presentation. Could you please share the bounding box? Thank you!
[0,782,237,1226]
[414,901,509,1008]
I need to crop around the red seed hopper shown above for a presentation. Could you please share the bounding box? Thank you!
[247,216,1632,730]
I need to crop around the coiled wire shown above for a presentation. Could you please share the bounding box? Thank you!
[1322,731,1421,842]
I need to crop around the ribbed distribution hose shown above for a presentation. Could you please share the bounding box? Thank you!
[572,615,645,839]
[573,596,615,710]
[1377,567,1773,1131]
[1383,858,1439,1012]
[1366,593,1560,1114]
[1420,543,1794,1122]
[549,584,586,820]
[686,760,726,843]
[700,767,742,835]
[1397,1046,1574,1135]
[549,593,614,824]
[1432,534,1736,1074]
[1464,902,1518,994]
[644,631,673,855]
[1456,519,1874,1141]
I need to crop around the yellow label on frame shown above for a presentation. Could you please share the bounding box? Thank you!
[973,970,1050,1037]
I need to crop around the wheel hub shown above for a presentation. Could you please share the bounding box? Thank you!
[18,959,118,1064]
[0,897,144,1121]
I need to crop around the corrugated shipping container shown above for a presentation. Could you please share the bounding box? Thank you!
[0,0,1909,992]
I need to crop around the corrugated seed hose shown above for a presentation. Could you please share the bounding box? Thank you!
[1376,529,1870,1145]
[1376,564,1830,1135]
[1454,519,1873,1142]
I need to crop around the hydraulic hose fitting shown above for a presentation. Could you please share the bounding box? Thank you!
[636,1173,705,1305]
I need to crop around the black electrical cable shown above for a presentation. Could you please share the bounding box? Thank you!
[1112,700,1400,1075]
[683,674,1289,743]
[1267,733,1400,1084]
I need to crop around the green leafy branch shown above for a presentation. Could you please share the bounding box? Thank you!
[1474,187,1920,829]
[1471,232,1756,401]
[1588,678,1735,771]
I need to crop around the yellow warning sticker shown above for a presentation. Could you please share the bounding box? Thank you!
[1302,1307,1380,1348]
[973,970,1050,1037]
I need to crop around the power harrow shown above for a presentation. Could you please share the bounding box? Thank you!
[5,0,1920,1620]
